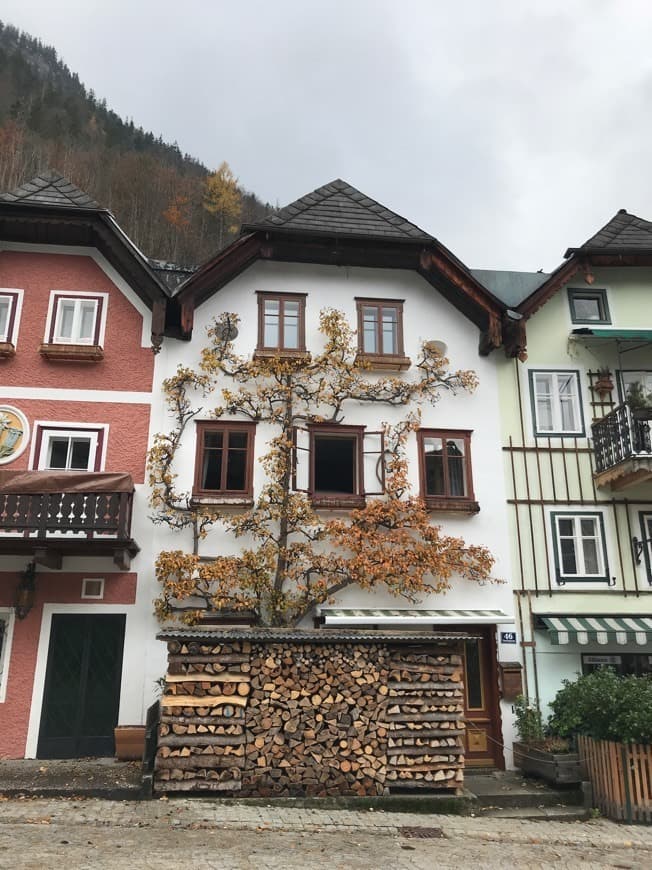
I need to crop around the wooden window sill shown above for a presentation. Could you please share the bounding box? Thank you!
[424,498,480,514]
[355,353,411,371]
[311,495,366,510]
[191,495,254,507]
[0,341,16,359]
[39,342,104,362]
[253,349,311,362]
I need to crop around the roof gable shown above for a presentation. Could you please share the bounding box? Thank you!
[243,179,434,242]
[0,170,100,209]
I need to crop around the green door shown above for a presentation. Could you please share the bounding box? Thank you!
[37,614,126,758]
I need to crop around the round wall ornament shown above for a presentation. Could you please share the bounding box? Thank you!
[0,405,30,464]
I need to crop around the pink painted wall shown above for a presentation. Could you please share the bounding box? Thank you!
[0,251,154,391]
[0,398,151,483]
[0,572,137,758]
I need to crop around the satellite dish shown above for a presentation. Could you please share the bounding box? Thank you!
[219,320,239,341]
[424,339,448,356]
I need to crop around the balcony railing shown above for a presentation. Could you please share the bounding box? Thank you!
[592,403,652,479]
[0,472,139,569]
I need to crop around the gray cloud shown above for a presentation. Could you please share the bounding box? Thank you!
[3,0,652,270]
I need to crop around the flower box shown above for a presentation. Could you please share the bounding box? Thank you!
[513,741,581,785]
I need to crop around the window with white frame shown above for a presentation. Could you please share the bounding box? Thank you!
[551,512,609,583]
[620,371,652,403]
[35,426,103,472]
[0,609,14,703]
[0,290,22,344]
[49,294,104,345]
[529,370,584,436]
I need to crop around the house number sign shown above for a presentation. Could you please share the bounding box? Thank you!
[500,631,517,644]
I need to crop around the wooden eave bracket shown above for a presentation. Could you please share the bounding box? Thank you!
[34,546,62,570]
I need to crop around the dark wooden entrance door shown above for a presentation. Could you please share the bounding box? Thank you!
[37,614,125,759]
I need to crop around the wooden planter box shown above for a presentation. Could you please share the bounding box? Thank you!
[114,726,146,761]
[513,741,581,785]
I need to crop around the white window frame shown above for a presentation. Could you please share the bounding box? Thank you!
[0,288,23,346]
[30,422,108,472]
[0,608,15,703]
[551,512,610,584]
[530,370,584,436]
[43,290,109,347]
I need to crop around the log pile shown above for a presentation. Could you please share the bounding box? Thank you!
[155,639,250,792]
[243,642,389,797]
[384,647,465,790]
[154,631,466,796]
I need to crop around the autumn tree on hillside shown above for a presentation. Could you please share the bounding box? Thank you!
[148,310,496,627]
[203,161,243,250]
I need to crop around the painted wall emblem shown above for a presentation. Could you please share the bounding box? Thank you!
[0,406,29,464]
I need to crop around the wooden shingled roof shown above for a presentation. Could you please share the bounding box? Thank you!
[243,178,434,242]
[1,169,101,209]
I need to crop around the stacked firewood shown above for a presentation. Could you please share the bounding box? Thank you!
[384,648,465,790]
[154,632,465,796]
[242,642,389,797]
[155,639,250,792]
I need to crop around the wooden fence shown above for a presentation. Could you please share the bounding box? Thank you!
[578,736,652,823]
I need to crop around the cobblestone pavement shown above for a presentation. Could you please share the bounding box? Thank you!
[1,797,652,869]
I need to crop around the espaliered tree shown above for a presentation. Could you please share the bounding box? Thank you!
[148,309,495,626]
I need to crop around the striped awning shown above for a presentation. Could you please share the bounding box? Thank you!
[541,616,652,646]
[318,608,512,626]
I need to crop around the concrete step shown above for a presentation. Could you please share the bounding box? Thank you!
[465,772,584,809]
[477,804,590,821]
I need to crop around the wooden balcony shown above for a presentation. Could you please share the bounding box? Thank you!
[0,471,140,569]
[592,404,652,490]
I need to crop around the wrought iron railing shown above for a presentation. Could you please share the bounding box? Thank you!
[592,403,652,473]
[0,490,134,540]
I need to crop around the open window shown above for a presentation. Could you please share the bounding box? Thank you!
[418,429,479,512]
[355,298,410,370]
[33,425,105,472]
[41,292,107,362]
[551,512,610,584]
[255,292,307,357]
[293,425,384,507]
[193,421,255,502]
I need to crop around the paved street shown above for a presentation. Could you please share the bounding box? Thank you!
[1,797,652,869]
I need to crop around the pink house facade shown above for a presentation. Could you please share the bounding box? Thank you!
[0,172,169,757]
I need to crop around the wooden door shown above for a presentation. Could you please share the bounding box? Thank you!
[454,626,503,768]
[37,614,125,758]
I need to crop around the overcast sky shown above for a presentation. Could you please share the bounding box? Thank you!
[3,1,652,271]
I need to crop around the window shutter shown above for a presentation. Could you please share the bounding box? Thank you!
[362,430,385,496]
[292,426,311,492]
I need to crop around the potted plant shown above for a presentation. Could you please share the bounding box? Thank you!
[512,695,581,785]
[594,367,614,397]
[626,381,652,420]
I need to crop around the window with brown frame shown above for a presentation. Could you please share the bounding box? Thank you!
[256,292,306,354]
[193,422,255,500]
[293,424,386,508]
[417,429,479,512]
[355,298,410,369]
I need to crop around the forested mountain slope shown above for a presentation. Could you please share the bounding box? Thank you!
[0,21,271,265]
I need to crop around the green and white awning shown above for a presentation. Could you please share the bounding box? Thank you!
[318,608,512,626]
[541,616,652,646]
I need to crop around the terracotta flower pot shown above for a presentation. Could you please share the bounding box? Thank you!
[114,725,146,761]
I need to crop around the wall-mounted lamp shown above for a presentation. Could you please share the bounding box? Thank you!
[15,561,36,619]
[632,536,652,567]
